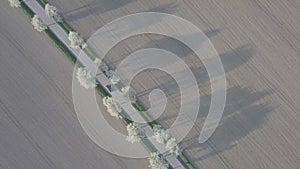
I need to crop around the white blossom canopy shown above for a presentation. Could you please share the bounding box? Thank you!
[31,15,47,32]
[8,0,21,8]
[93,58,102,66]
[76,67,96,89]
[165,137,181,156]
[68,31,86,49]
[153,125,170,144]
[148,152,169,169]
[152,125,181,155]
[102,97,122,119]
[45,3,62,22]
[126,123,142,143]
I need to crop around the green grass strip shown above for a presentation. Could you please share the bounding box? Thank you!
[23,2,194,168]
[58,21,74,33]
[95,82,111,97]
[121,116,132,125]
[43,29,154,157]
[132,102,158,127]
[44,29,78,65]
[140,138,157,153]
[18,1,161,160]
[34,0,74,34]
[20,2,35,17]
[132,101,145,111]
[178,153,196,169]
[133,101,195,169]
[36,0,46,8]
[42,30,170,167]
[84,47,98,60]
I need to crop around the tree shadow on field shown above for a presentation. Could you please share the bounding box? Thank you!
[145,2,179,14]
[62,0,134,22]
[181,86,273,165]
[91,23,271,166]
[98,29,220,71]
[145,29,222,61]
[191,45,255,87]
[125,40,269,167]
[132,44,255,101]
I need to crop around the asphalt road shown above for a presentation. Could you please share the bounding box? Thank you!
[0,1,148,169]
[1,0,300,169]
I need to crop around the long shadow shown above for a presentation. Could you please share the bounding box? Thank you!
[104,32,253,118]
[182,86,273,164]
[145,2,179,13]
[204,29,221,38]
[107,30,220,81]
[124,39,268,167]
[97,25,266,166]
[62,0,134,22]
[102,31,256,117]
[219,45,254,73]
[130,43,254,102]
[191,44,255,87]
[145,29,221,60]
[98,30,218,70]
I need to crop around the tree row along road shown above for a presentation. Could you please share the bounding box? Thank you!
[18,0,187,168]
[2,0,300,169]
[0,1,150,169]
[47,0,300,168]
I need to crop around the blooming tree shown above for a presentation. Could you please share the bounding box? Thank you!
[45,3,62,22]
[31,15,47,32]
[153,125,181,155]
[94,58,102,66]
[148,152,169,169]
[126,123,142,143]
[76,67,96,89]
[102,97,122,119]
[68,31,87,49]
[165,137,181,156]
[8,0,21,8]
[153,125,170,144]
